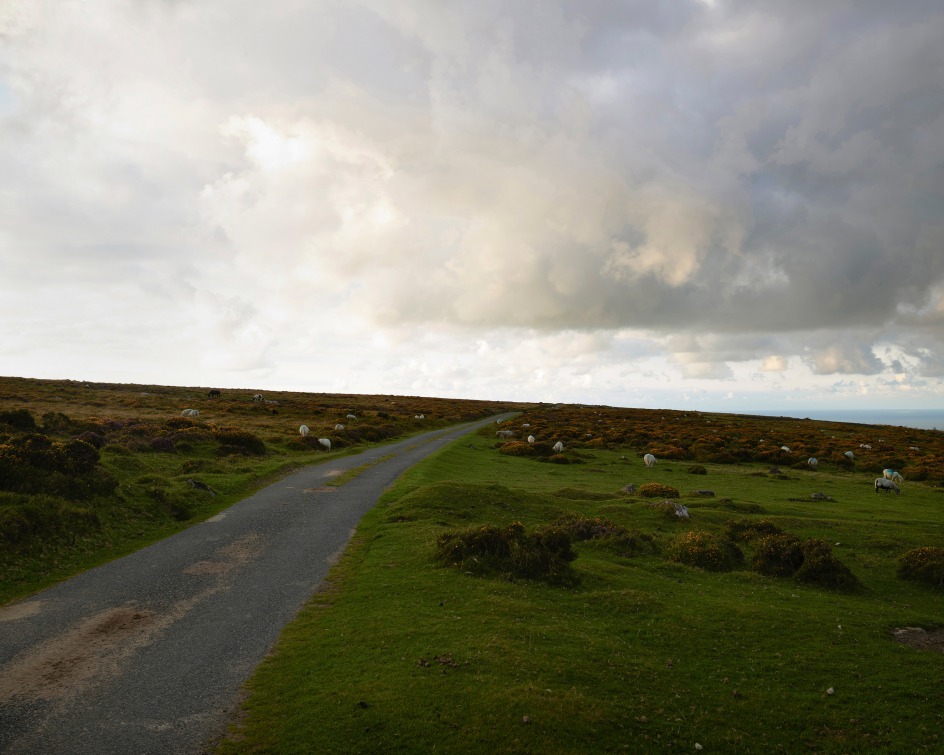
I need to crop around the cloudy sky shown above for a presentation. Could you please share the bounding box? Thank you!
[2,1,944,412]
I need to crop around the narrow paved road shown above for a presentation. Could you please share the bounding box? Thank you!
[0,415,511,754]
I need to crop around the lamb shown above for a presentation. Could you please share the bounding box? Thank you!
[299,425,309,437]
[875,477,900,494]
[318,438,331,451]
[808,457,818,468]
[883,469,903,484]
[553,441,564,453]
[643,453,657,468]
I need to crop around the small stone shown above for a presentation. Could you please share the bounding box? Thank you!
[826,687,834,695]
[695,744,703,751]
[522,715,531,725]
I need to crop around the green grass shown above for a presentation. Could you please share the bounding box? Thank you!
[219,432,944,753]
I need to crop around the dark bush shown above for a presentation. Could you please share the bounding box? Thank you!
[726,518,783,542]
[752,533,805,577]
[687,465,708,475]
[213,427,266,456]
[435,521,577,584]
[637,482,680,499]
[897,547,944,590]
[668,531,744,571]
[794,539,860,591]
[0,409,36,431]
[148,437,177,453]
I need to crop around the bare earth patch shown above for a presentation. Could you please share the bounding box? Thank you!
[893,627,944,653]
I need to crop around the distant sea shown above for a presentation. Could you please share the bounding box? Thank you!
[752,410,944,431]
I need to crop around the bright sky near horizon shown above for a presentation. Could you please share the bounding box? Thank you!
[2,1,944,412]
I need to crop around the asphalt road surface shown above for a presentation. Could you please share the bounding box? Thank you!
[0,415,511,754]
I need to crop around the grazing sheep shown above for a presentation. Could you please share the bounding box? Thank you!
[875,477,900,494]
[860,443,872,450]
[808,457,818,468]
[335,423,345,431]
[910,446,920,451]
[522,423,530,428]
[643,453,657,468]
[346,414,357,419]
[415,414,425,419]
[252,394,263,402]
[883,469,904,484]
[780,446,791,453]
[844,451,855,460]
[318,438,331,451]
[527,435,535,444]
[181,409,199,417]
[299,425,309,437]
[553,441,564,453]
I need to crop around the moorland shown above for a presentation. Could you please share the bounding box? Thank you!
[2,376,943,752]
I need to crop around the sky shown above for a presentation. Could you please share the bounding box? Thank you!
[2,0,944,413]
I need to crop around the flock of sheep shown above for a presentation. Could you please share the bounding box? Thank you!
[498,421,907,495]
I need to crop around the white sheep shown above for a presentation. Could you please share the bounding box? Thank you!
[808,457,817,468]
[781,446,791,453]
[860,444,872,450]
[346,414,357,419]
[181,409,199,417]
[883,469,903,484]
[522,423,530,428]
[910,446,920,451]
[299,425,309,437]
[644,453,657,468]
[318,437,331,451]
[415,414,425,419]
[527,435,535,444]
[875,478,900,494]
[553,441,564,453]
[335,423,345,431]
[845,451,854,460]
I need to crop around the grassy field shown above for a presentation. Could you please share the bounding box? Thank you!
[0,376,522,604]
[218,415,944,753]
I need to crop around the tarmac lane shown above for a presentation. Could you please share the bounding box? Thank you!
[0,414,512,754]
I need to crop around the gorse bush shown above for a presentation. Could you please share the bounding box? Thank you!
[751,533,805,577]
[435,521,577,584]
[668,531,744,571]
[725,518,783,542]
[0,409,37,431]
[213,427,267,456]
[794,539,861,591]
[637,482,680,499]
[0,434,116,499]
[897,546,944,590]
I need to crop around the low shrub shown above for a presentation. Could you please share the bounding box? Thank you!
[794,539,860,591]
[213,427,267,456]
[637,483,680,499]
[668,531,744,571]
[0,409,37,431]
[687,465,708,475]
[897,546,944,590]
[435,521,577,584]
[752,533,805,577]
[726,518,783,542]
